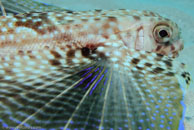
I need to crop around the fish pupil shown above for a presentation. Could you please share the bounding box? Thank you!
[159,30,168,37]
[81,47,90,56]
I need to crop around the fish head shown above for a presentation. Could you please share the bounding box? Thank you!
[119,10,183,58]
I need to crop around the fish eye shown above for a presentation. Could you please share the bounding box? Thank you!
[153,24,172,43]
[159,30,168,37]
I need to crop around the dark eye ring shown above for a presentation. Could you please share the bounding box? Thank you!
[153,24,172,43]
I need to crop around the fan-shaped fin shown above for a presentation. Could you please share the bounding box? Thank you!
[0,45,188,130]
[0,0,71,15]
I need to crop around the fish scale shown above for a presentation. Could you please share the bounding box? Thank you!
[0,2,191,130]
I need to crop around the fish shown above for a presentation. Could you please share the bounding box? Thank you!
[0,3,191,130]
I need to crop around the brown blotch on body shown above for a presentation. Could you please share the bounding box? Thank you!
[81,19,88,22]
[131,58,140,64]
[171,45,175,51]
[7,29,14,34]
[66,10,74,14]
[94,18,101,21]
[15,21,23,26]
[144,63,152,67]
[155,45,162,51]
[95,9,102,12]
[163,60,172,67]
[136,66,143,70]
[156,53,163,57]
[108,16,117,22]
[27,50,32,54]
[67,20,74,23]
[49,59,61,66]
[50,50,62,58]
[18,50,24,55]
[44,46,50,50]
[29,55,36,59]
[47,26,57,33]
[67,50,75,57]
[166,72,175,76]
[153,67,165,73]
[5,69,12,75]
[133,15,141,21]
[150,12,156,17]
[102,35,109,39]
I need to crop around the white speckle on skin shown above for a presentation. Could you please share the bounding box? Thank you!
[38,26,43,29]
[8,22,14,28]
[105,52,110,56]
[1,27,7,32]
[87,34,95,39]
[27,61,36,66]
[56,14,62,17]
[16,73,25,77]
[75,50,82,58]
[59,59,66,65]
[32,70,42,74]
[8,34,14,40]
[147,55,154,60]
[36,55,42,59]
[21,19,27,22]
[24,67,33,71]
[98,37,106,42]
[4,57,10,61]
[132,53,140,58]
[64,17,73,20]
[132,67,138,71]
[72,58,80,63]
[39,65,45,69]
[123,62,130,67]
[110,35,117,40]
[112,42,120,47]
[137,64,144,68]
[113,64,119,68]
[107,28,113,34]
[4,76,12,80]
[97,46,104,52]
[104,42,111,46]
[42,60,49,64]
[111,57,118,62]
[113,51,121,56]
[13,62,21,67]
[23,56,30,60]
[0,70,5,74]
[12,68,21,73]
[3,63,9,67]
[0,35,5,40]
[14,56,21,60]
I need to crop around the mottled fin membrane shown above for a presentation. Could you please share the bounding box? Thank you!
[0,0,71,15]
[0,45,188,130]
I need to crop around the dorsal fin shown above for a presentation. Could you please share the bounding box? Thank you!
[0,0,72,15]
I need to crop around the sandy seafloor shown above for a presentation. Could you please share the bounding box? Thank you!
[36,0,194,129]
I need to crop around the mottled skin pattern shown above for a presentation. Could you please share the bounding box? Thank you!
[0,9,183,57]
[0,9,191,130]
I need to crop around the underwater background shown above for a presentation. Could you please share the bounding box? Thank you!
[37,0,194,129]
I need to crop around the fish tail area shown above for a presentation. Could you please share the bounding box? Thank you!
[0,44,187,130]
[0,0,71,15]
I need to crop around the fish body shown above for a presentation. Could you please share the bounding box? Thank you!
[0,7,191,130]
